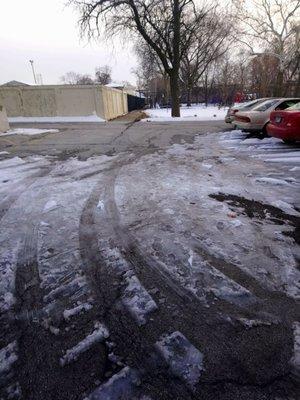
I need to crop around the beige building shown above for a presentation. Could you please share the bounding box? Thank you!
[0,105,10,132]
[0,84,128,121]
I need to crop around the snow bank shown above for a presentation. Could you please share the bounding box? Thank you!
[8,115,105,123]
[1,128,59,136]
[143,105,228,122]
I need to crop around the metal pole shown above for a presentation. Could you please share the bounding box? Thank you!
[29,60,37,84]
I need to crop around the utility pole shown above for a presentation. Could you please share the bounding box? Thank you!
[29,60,37,84]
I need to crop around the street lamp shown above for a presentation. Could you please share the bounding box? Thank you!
[29,60,37,84]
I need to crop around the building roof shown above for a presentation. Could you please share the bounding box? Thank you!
[1,80,30,86]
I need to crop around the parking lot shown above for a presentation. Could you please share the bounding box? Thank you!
[0,120,299,400]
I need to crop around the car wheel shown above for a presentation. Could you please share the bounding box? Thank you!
[262,123,270,138]
[283,139,296,145]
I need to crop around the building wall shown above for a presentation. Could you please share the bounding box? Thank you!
[0,85,128,120]
[0,105,10,132]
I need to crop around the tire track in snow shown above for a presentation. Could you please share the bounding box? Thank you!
[79,170,196,400]
[79,162,295,398]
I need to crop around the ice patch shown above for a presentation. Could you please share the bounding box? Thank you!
[0,151,9,155]
[156,331,204,389]
[43,200,58,212]
[122,274,157,326]
[86,367,141,400]
[255,177,289,186]
[60,322,109,366]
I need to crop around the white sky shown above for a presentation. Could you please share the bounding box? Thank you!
[0,0,138,85]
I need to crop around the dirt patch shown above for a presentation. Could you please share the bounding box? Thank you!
[111,110,148,122]
[209,193,300,245]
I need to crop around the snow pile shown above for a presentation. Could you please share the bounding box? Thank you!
[156,331,204,388]
[60,322,109,366]
[8,115,105,123]
[143,104,228,122]
[1,128,59,136]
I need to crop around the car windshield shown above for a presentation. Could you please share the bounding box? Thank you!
[240,99,265,110]
[286,101,300,110]
[254,99,279,111]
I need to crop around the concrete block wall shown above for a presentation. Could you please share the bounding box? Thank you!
[0,85,128,120]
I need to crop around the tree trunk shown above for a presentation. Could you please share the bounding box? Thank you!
[187,87,191,107]
[274,70,284,97]
[170,72,180,117]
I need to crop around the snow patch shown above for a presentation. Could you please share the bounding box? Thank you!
[0,341,18,377]
[63,302,93,321]
[143,105,228,122]
[1,128,59,136]
[122,274,158,326]
[86,367,141,400]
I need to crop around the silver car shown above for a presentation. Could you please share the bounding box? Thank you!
[234,98,300,134]
[225,98,270,124]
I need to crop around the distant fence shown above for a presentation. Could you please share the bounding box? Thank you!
[0,84,128,121]
[127,94,145,112]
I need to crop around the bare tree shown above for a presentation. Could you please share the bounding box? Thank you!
[95,65,112,85]
[76,74,94,84]
[60,71,82,84]
[180,5,233,106]
[60,71,94,85]
[68,0,210,117]
[233,0,300,96]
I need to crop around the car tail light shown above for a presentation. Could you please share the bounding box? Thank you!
[236,115,251,123]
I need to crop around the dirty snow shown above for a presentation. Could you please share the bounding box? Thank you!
[60,322,109,366]
[86,367,141,400]
[143,105,227,122]
[0,341,18,378]
[63,302,93,321]
[1,128,59,136]
[290,322,300,379]
[115,132,300,301]
[122,273,158,325]
[156,331,204,388]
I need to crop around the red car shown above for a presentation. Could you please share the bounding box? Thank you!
[267,102,300,143]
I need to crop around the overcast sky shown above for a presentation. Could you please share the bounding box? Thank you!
[0,0,138,85]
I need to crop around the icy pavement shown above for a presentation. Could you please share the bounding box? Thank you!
[0,124,299,399]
